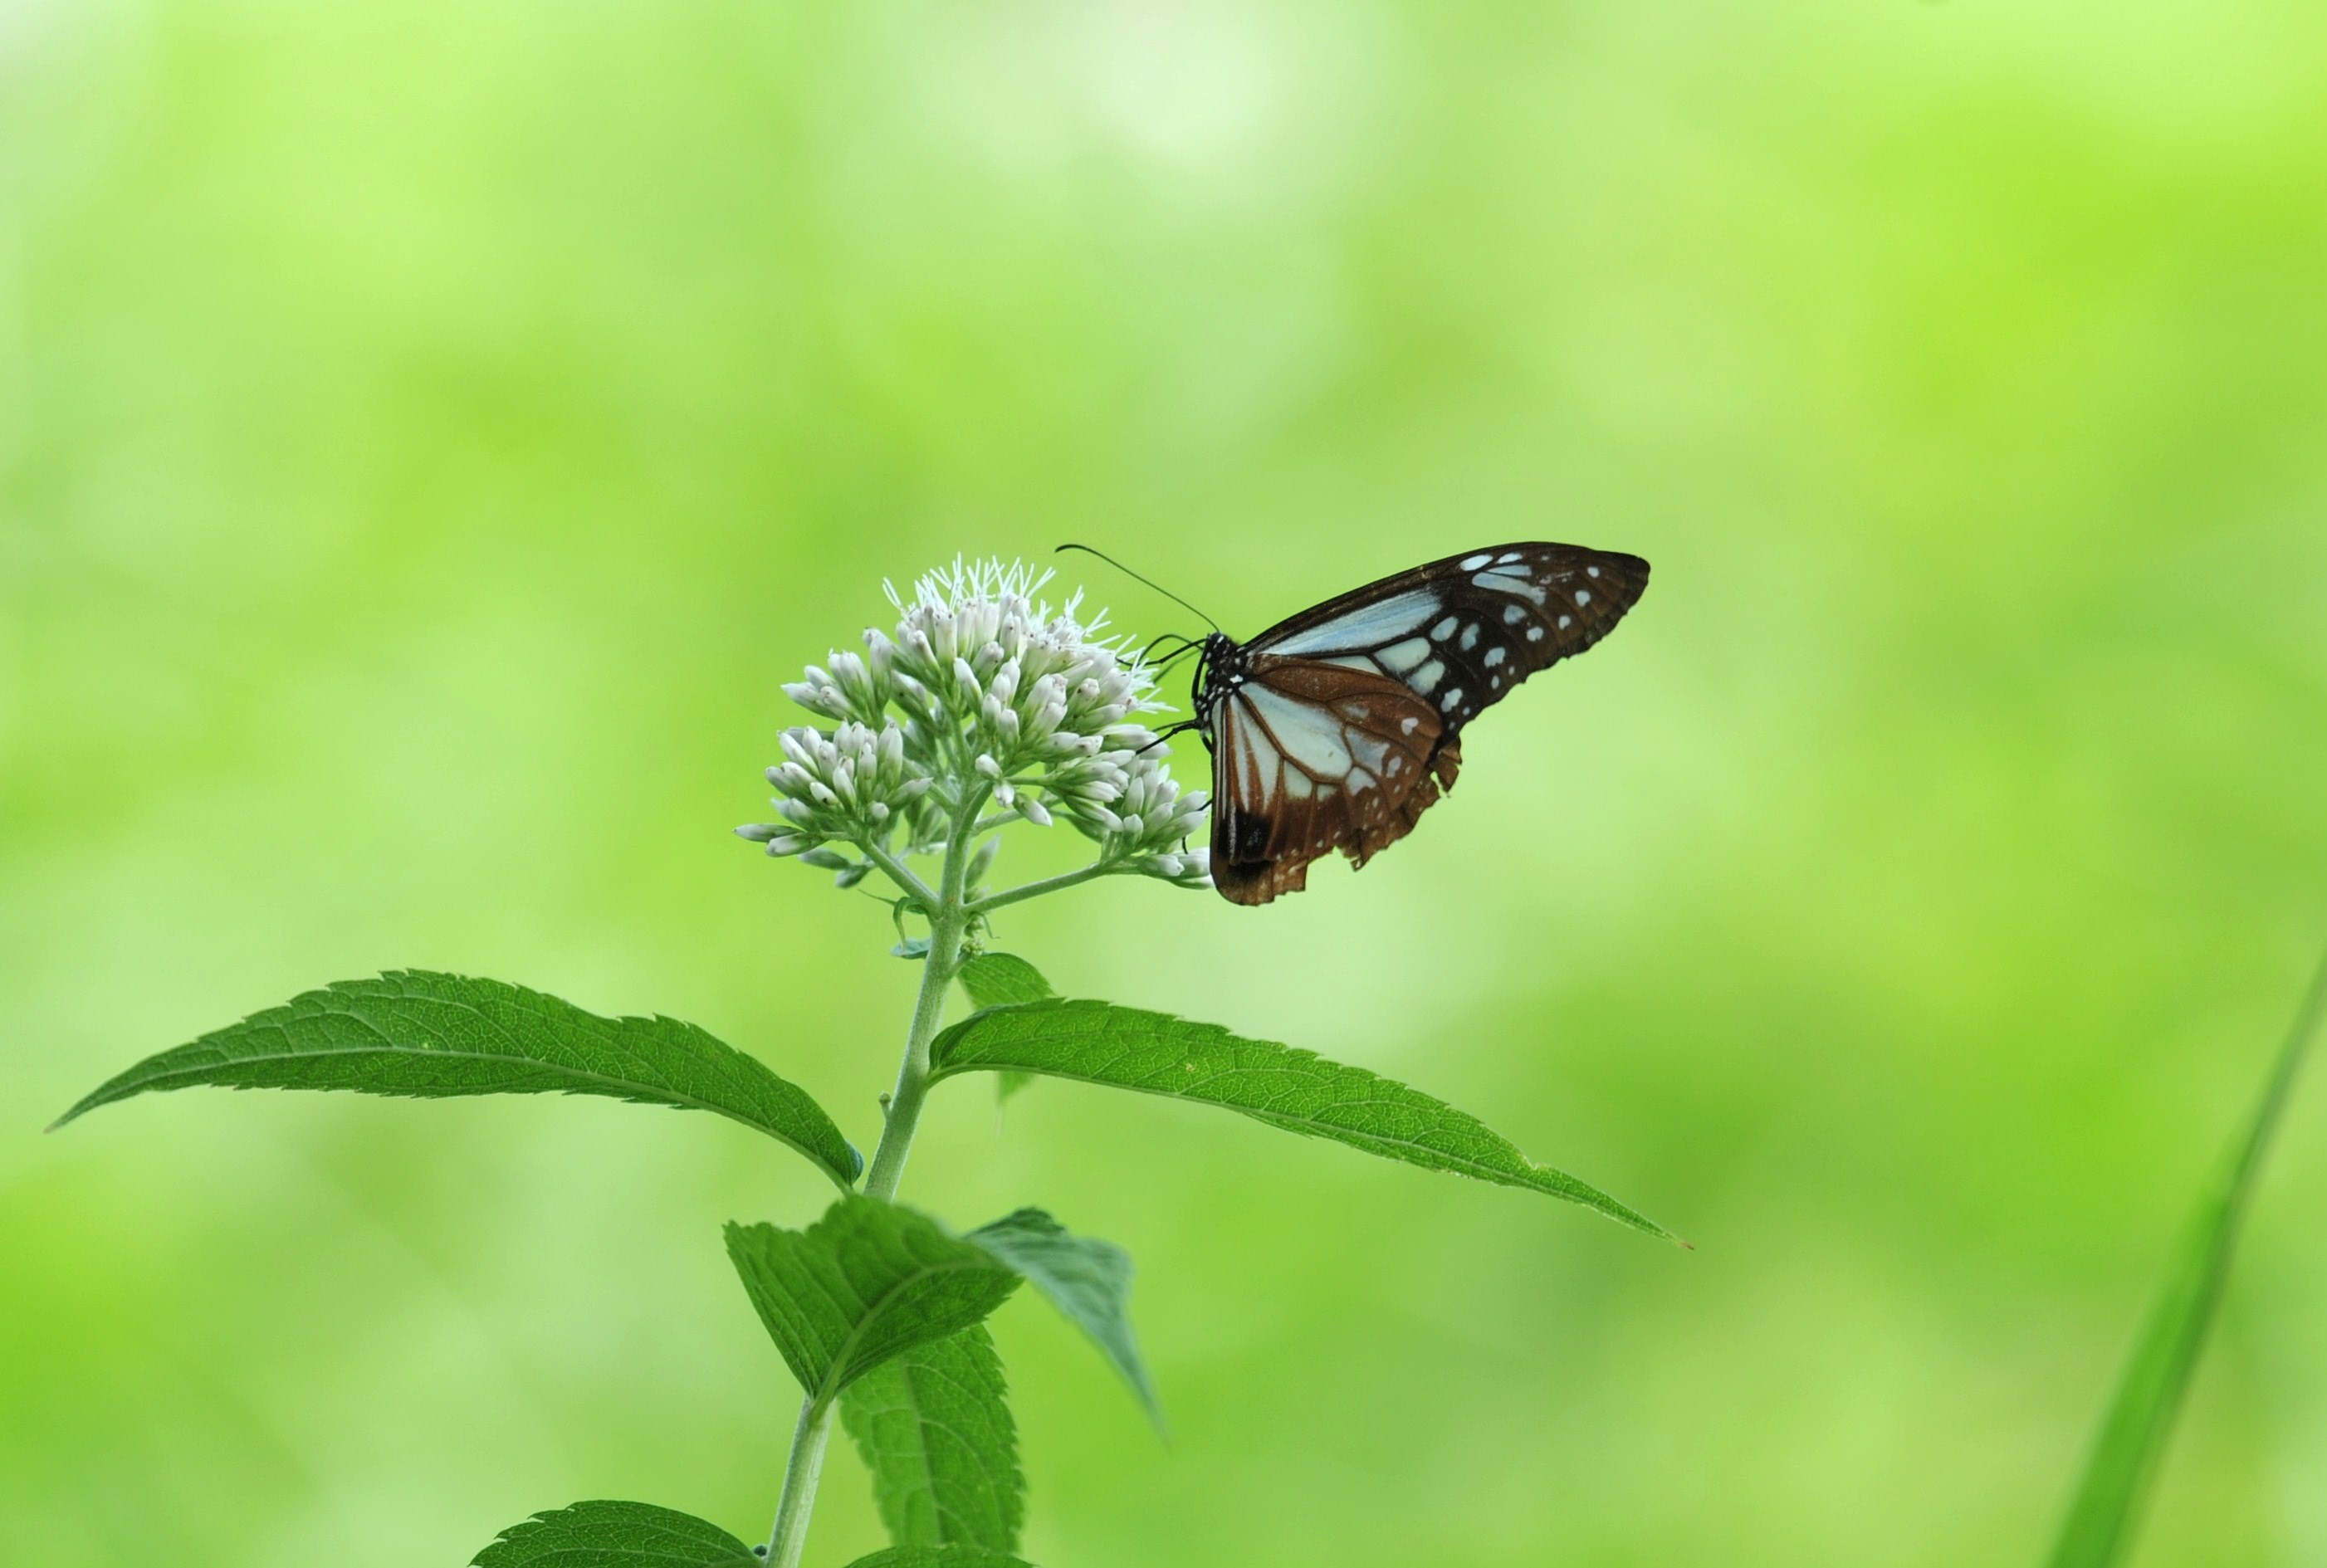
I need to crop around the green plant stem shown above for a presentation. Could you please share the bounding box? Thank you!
[858,840,939,909]
[761,789,987,1567]
[970,857,1119,916]
[762,1398,832,1568]
[863,895,969,1199]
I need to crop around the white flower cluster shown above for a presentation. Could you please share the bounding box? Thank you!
[739,558,1210,891]
[736,720,934,865]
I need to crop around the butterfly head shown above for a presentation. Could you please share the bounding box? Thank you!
[1187,632,1246,745]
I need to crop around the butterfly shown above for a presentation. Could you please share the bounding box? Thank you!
[1176,543,1650,906]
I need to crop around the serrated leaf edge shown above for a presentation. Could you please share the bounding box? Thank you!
[52,971,864,1188]
[931,998,1684,1245]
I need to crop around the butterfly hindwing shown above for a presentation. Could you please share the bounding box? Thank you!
[1208,661,1456,905]
[1200,542,1647,905]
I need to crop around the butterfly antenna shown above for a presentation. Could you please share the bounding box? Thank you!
[1141,632,1209,668]
[1056,543,1221,634]
[1137,719,1203,755]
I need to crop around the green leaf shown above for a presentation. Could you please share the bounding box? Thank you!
[470,1500,758,1567]
[2046,955,2327,1568]
[931,999,1679,1243]
[840,1550,1034,1568]
[969,1209,1160,1429]
[841,1326,1025,1551]
[957,954,1054,1009]
[53,971,863,1189]
[957,955,1053,1104]
[726,1197,1022,1411]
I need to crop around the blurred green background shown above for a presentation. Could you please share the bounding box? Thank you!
[4,1,2325,1564]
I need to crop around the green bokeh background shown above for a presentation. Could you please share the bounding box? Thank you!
[4,2,2325,1564]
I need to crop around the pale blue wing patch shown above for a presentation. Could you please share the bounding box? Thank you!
[1264,588,1445,657]
[1243,685,1355,778]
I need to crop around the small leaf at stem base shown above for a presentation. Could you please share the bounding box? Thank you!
[841,1325,1025,1551]
[726,1197,1022,1409]
[970,1209,1161,1430]
[471,1500,758,1567]
[839,1549,1035,1568]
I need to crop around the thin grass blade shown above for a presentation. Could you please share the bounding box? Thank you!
[2046,950,2327,1568]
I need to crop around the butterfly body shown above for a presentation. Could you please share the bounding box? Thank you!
[1187,543,1649,906]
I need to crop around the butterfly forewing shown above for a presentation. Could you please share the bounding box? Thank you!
[1251,542,1649,720]
[1201,542,1648,905]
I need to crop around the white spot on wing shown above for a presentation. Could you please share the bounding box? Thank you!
[1460,554,1493,569]
[1528,626,1546,641]
[1378,637,1430,675]
[1498,550,1523,564]
[1484,647,1506,667]
[1474,572,1547,604]
[1557,614,1573,629]
[1586,565,1601,578]
[1441,687,1464,711]
[1412,659,1445,695]
[1400,715,1420,735]
[1432,615,1459,640]
[1503,605,1524,624]
[1459,623,1479,651]
[1574,589,1592,606]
